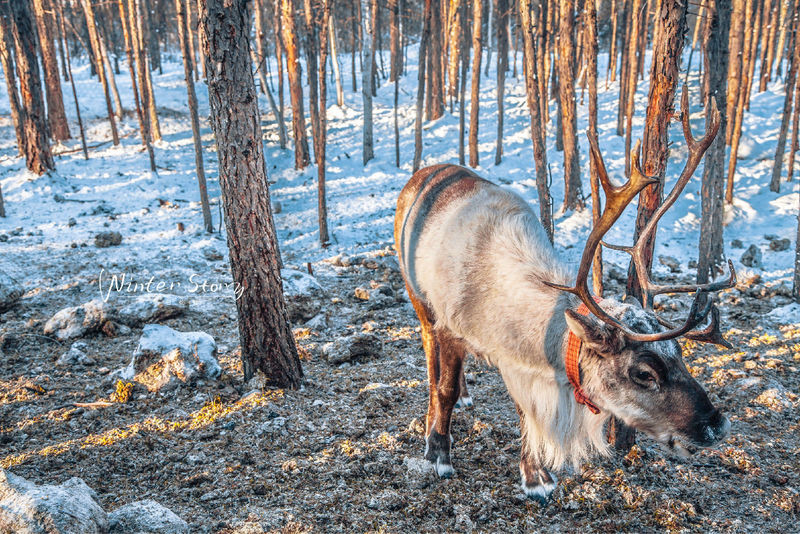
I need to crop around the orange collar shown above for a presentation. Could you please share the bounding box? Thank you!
[566,300,602,415]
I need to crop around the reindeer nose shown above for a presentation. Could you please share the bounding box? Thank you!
[705,410,730,444]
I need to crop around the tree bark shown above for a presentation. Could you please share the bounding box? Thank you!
[447,0,463,107]
[427,0,445,120]
[82,0,120,146]
[586,0,601,295]
[519,0,553,242]
[330,13,344,106]
[281,0,310,169]
[726,0,745,144]
[391,0,401,165]
[132,0,161,141]
[32,0,70,141]
[98,21,124,121]
[788,49,800,181]
[118,0,155,169]
[361,0,375,165]
[0,7,24,156]
[727,0,758,202]
[616,0,631,136]
[627,0,688,305]
[10,0,54,174]
[558,0,583,211]
[458,0,469,165]
[699,0,732,285]
[55,0,87,159]
[468,0,482,168]
[201,0,303,388]
[273,0,287,148]
[769,15,799,192]
[623,0,643,173]
[176,0,212,232]
[495,0,508,165]
[413,0,432,171]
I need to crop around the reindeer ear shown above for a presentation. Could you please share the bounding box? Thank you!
[564,309,622,355]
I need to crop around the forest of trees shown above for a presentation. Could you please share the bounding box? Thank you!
[2,0,800,390]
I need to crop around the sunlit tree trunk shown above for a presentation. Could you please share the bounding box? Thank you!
[361,0,375,164]
[0,8,24,156]
[201,0,303,388]
[494,0,508,165]
[468,0,482,168]
[82,0,120,146]
[558,0,583,211]
[281,0,310,168]
[32,0,70,141]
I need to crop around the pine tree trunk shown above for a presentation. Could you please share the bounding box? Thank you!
[201,0,303,388]
[726,0,746,143]
[757,0,776,91]
[775,0,795,76]
[795,184,800,300]
[458,0,469,165]
[699,0,731,284]
[0,8,24,156]
[82,0,120,146]
[447,0,463,106]
[319,0,330,244]
[727,0,758,202]
[11,0,54,174]
[608,0,619,85]
[586,0,601,295]
[330,13,344,106]
[558,0,583,211]
[413,0,432,171]
[54,0,69,82]
[616,0,630,136]
[281,0,310,169]
[627,0,688,306]
[788,53,800,181]
[186,0,198,80]
[253,0,270,95]
[176,0,212,232]
[485,0,493,76]
[427,0,444,120]
[98,26,123,120]
[361,0,375,164]
[744,0,762,110]
[118,0,155,169]
[519,0,553,242]
[273,0,287,148]
[32,0,70,141]
[494,0,508,165]
[55,0,87,159]
[624,0,643,173]
[535,0,547,128]
[141,0,160,73]
[769,17,799,192]
[468,0,482,168]
[391,0,401,165]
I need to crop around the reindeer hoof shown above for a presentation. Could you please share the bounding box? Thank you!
[424,430,454,478]
[434,459,455,478]
[521,470,557,504]
[455,396,473,409]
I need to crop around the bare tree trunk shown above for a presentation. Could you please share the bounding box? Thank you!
[586,0,601,295]
[744,0,763,110]
[413,0,432,171]
[132,0,161,141]
[32,0,70,141]
[770,17,799,192]
[468,0,482,168]
[118,0,154,169]
[624,0,643,173]
[10,0,54,174]
[495,0,508,165]
[776,0,794,75]
[458,0,469,165]
[558,0,583,211]
[616,0,630,136]
[485,0,493,76]
[176,0,213,232]
[788,53,800,181]
[726,0,746,143]
[447,0,463,107]
[330,13,344,106]
[427,0,444,120]
[519,0,553,242]
[607,0,619,85]
[699,0,731,284]
[54,0,69,82]
[627,0,688,308]
[54,0,87,159]
[0,8,24,156]
[201,0,302,388]
[98,25,123,121]
[361,0,375,165]
[82,0,120,146]
[273,0,287,148]
[141,0,160,73]
[186,0,198,79]
[391,0,401,166]
[253,0,270,95]
[795,181,800,300]
[281,0,310,168]
[727,0,758,202]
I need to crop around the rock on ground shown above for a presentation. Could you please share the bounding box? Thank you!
[108,500,188,534]
[117,294,188,326]
[0,269,23,313]
[43,299,109,340]
[0,470,108,533]
[323,333,382,364]
[118,324,221,391]
[94,231,122,248]
[403,457,436,489]
[282,269,327,323]
[740,245,763,269]
[56,341,95,367]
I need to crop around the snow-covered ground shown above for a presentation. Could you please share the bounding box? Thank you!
[1,46,798,321]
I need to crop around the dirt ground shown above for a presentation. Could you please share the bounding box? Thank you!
[1,242,799,533]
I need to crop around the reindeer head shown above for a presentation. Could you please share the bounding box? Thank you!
[548,87,735,454]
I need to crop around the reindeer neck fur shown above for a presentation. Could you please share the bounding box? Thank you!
[413,185,611,469]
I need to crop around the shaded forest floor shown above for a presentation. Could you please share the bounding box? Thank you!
[2,52,800,532]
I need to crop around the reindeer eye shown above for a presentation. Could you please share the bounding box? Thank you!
[629,368,657,388]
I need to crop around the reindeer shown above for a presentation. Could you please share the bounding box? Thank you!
[394,88,735,503]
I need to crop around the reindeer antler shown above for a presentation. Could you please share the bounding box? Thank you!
[546,85,736,346]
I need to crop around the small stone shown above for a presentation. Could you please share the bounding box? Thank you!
[43,299,108,340]
[117,294,189,326]
[94,231,122,248]
[272,201,282,214]
[0,234,7,242]
[0,269,23,314]
[67,218,77,227]
[403,456,436,489]
[764,234,779,242]
[354,287,370,300]
[730,239,744,249]
[282,269,326,323]
[769,238,790,252]
[56,341,94,367]
[658,255,681,273]
[367,490,405,511]
[108,499,188,534]
[202,247,223,261]
[740,245,763,269]
[185,452,207,466]
[323,333,382,364]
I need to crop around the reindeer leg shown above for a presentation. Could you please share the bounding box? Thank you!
[424,327,466,478]
[454,361,473,409]
[515,404,558,504]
